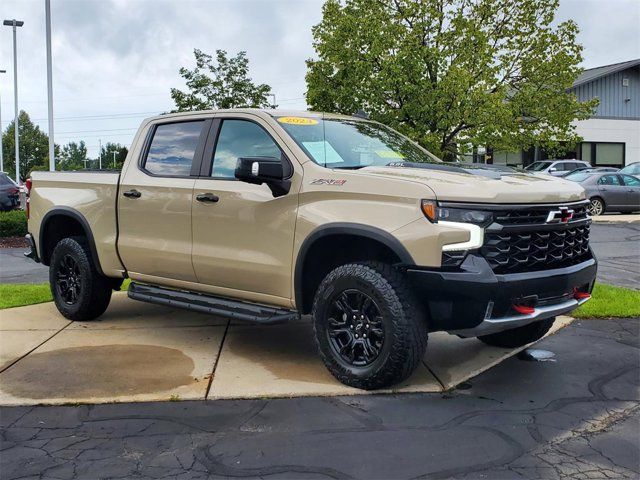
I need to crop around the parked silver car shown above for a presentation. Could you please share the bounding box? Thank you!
[525,159,590,176]
[565,171,640,215]
[619,162,640,177]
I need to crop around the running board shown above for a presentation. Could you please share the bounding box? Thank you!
[128,282,299,324]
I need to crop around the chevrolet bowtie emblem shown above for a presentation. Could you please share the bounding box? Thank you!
[546,207,574,223]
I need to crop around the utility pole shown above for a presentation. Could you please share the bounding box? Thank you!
[0,69,6,172]
[98,139,102,169]
[45,0,55,171]
[112,151,117,169]
[3,19,24,183]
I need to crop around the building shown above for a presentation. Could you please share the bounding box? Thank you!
[489,59,640,168]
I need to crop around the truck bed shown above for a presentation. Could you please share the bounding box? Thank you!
[28,171,125,277]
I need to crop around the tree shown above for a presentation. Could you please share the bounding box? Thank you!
[100,143,128,170]
[58,141,88,170]
[306,0,597,159]
[1,111,52,181]
[171,49,274,112]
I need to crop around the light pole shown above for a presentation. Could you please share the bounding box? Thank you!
[3,19,24,183]
[45,0,55,171]
[268,93,276,109]
[112,151,116,169]
[98,138,102,169]
[0,69,6,172]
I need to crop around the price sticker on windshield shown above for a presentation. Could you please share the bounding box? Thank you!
[277,116,319,126]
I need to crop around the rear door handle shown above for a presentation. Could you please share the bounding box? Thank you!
[196,192,219,203]
[123,189,141,199]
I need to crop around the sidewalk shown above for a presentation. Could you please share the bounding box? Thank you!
[0,293,572,406]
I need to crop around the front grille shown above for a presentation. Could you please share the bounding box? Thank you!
[479,201,592,274]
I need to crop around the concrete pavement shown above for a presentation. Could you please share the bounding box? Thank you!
[1,318,637,480]
[0,294,572,405]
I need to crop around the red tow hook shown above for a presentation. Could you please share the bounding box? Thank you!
[573,288,591,300]
[512,304,535,315]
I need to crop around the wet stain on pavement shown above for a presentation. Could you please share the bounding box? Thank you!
[0,344,195,399]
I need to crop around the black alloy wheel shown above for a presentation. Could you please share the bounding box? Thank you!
[55,254,82,305]
[326,289,385,367]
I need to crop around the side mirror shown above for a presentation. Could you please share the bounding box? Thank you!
[548,167,557,173]
[235,157,291,197]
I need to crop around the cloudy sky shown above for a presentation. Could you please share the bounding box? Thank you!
[1,0,639,158]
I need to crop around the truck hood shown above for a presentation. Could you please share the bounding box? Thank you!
[361,163,586,204]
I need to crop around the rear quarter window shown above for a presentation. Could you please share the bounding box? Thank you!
[143,121,205,176]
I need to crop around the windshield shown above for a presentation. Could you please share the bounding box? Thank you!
[525,161,552,171]
[275,116,441,169]
[564,171,592,182]
[620,163,640,175]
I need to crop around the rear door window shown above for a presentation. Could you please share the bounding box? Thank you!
[143,121,206,176]
[597,175,621,185]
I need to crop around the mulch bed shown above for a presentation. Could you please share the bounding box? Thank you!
[0,236,28,248]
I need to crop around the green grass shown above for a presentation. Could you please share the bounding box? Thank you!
[0,283,53,309]
[0,279,130,310]
[0,280,637,319]
[573,283,640,319]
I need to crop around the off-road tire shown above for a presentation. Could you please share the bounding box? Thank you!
[477,318,555,348]
[50,236,112,321]
[312,261,428,390]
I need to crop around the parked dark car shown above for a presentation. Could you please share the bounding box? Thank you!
[565,172,640,215]
[559,166,618,177]
[619,162,640,177]
[0,172,20,211]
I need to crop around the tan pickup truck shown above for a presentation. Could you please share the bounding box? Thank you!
[26,109,596,390]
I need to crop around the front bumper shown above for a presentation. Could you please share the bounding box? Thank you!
[406,252,597,337]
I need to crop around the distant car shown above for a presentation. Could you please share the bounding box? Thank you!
[525,160,591,176]
[562,167,619,179]
[565,172,640,215]
[619,162,640,176]
[0,172,20,211]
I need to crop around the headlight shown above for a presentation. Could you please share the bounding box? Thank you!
[421,200,493,227]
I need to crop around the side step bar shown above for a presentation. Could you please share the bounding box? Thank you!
[128,282,299,324]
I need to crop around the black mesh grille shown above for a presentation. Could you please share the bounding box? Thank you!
[481,225,591,273]
[480,202,592,273]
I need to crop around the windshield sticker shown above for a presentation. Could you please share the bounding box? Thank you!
[302,141,344,164]
[310,178,347,186]
[376,150,405,159]
[277,116,318,125]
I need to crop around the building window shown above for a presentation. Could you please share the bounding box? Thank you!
[580,142,625,168]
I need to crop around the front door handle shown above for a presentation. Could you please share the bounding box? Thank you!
[123,189,141,199]
[196,192,219,203]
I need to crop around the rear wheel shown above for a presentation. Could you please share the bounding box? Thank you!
[588,197,605,216]
[312,262,427,390]
[477,318,555,348]
[50,236,112,321]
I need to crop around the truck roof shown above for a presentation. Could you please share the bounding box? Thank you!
[142,108,362,124]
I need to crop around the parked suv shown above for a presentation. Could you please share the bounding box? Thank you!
[25,110,597,390]
[525,160,591,176]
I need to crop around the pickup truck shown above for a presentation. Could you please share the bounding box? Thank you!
[26,109,597,390]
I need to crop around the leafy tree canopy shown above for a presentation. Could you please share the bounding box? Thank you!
[306,0,597,159]
[171,49,274,112]
[100,142,128,170]
[58,141,88,171]
[2,111,54,181]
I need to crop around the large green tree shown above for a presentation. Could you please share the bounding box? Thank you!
[171,49,274,112]
[100,142,128,170]
[58,141,88,171]
[1,111,53,181]
[306,0,597,159]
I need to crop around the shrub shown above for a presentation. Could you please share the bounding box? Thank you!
[0,210,27,237]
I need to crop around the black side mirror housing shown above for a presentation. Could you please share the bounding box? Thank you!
[235,157,291,197]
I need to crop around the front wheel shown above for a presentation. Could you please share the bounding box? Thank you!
[477,318,555,348]
[589,197,605,216]
[312,262,427,390]
[50,236,112,321]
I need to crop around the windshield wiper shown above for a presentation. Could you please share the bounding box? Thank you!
[332,165,366,170]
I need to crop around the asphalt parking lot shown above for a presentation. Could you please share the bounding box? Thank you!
[1,318,637,479]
